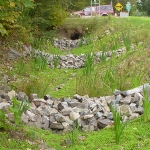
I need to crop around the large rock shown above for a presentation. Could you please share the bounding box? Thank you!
[119,104,132,117]
[70,112,80,121]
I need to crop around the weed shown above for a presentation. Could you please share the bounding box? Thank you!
[131,67,145,87]
[142,87,150,122]
[32,54,48,71]
[32,38,44,50]
[15,58,26,74]
[0,110,7,130]
[122,32,131,51]
[17,76,49,98]
[53,55,60,69]
[111,107,127,144]
[109,34,120,50]
[67,121,80,146]
[9,97,29,125]
[84,53,94,76]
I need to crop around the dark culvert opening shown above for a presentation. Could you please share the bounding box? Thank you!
[70,29,84,40]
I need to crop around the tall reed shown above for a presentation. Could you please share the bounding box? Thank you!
[84,53,94,76]
[68,121,79,146]
[32,54,48,71]
[131,67,145,88]
[143,87,150,122]
[122,32,131,51]
[53,55,59,69]
[112,107,127,144]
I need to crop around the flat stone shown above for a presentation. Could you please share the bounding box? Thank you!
[61,107,72,116]
[50,122,64,130]
[32,99,47,107]
[55,114,66,123]
[98,119,112,129]
[0,102,10,109]
[83,114,94,119]
[119,95,131,104]
[119,104,132,117]
[82,125,94,132]
[68,100,80,107]
[105,95,115,104]
[129,113,139,120]
[77,102,89,109]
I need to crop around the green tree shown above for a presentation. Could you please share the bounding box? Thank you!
[0,0,35,36]
[137,0,150,15]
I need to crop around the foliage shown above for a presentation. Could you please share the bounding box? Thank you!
[122,32,131,51]
[132,10,147,16]
[31,1,68,32]
[0,110,7,130]
[84,53,94,76]
[137,0,150,16]
[111,107,127,144]
[67,121,80,146]
[9,97,29,125]
[32,54,48,71]
[14,76,50,98]
[0,0,34,37]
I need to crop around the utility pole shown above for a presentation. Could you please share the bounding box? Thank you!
[91,0,100,16]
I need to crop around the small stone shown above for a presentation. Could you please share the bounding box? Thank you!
[50,122,64,130]
[58,102,68,111]
[98,119,112,129]
[44,94,51,100]
[17,92,28,101]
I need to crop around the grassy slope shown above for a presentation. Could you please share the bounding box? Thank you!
[3,16,150,98]
[1,16,150,149]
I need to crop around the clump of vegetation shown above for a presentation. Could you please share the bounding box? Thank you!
[112,107,127,144]
[9,97,29,125]
[142,87,150,122]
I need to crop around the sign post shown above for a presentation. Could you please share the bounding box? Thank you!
[91,0,100,16]
[126,2,131,15]
[115,2,123,11]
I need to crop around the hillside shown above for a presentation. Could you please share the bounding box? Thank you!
[1,16,150,150]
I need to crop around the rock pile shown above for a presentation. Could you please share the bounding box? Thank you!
[0,83,149,132]
[53,38,85,50]
[9,45,127,69]
[34,47,126,69]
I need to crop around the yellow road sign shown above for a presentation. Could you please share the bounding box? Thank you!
[115,2,123,11]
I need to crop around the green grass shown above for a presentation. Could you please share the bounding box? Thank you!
[1,117,150,149]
